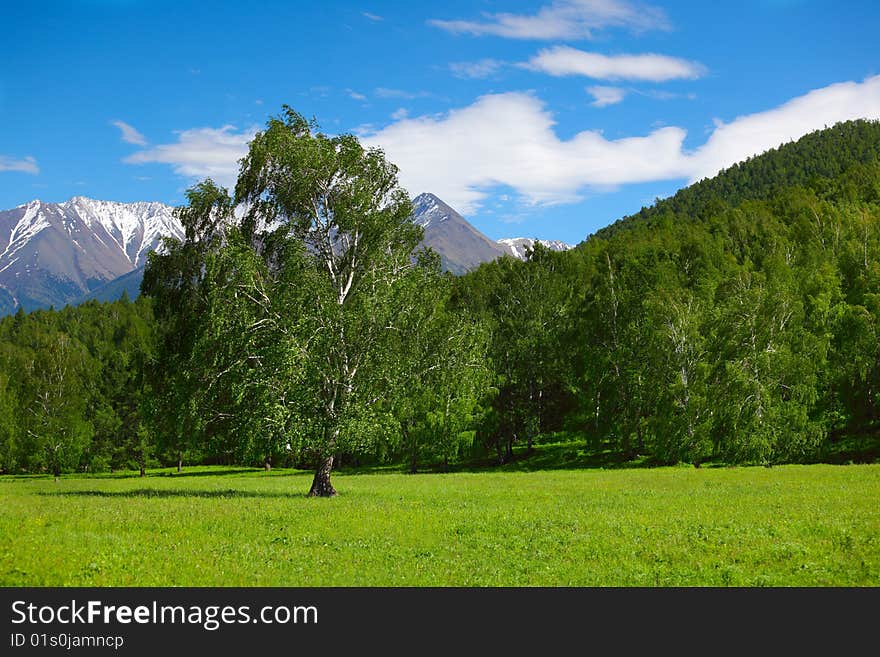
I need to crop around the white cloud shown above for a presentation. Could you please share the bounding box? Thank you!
[347,89,368,101]
[361,92,689,213]
[362,12,383,22]
[391,108,409,121]
[124,125,258,190]
[111,120,148,146]
[361,75,880,213]
[687,75,880,182]
[449,59,504,79]
[0,155,39,175]
[587,85,626,107]
[523,46,706,81]
[429,0,669,40]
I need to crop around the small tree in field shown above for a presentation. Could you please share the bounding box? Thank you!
[144,107,481,495]
[22,333,93,479]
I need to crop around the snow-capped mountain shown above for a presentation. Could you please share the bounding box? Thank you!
[0,192,575,314]
[497,237,574,260]
[411,193,508,275]
[411,192,450,229]
[0,197,182,312]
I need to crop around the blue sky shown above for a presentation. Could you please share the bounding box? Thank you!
[2,0,879,244]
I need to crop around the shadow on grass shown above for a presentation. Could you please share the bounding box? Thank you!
[41,488,307,499]
[349,441,661,476]
[447,442,654,474]
[153,468,265,479]
[78,468,264,480]
[330,440,658,476]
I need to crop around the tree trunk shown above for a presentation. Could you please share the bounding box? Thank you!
[139,464,146,477]
[308,455,337,497]
[404,426,418,473]
[264,455,272,471]
[177,453,183,473]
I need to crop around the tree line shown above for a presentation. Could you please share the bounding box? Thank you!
[1,115,879,490]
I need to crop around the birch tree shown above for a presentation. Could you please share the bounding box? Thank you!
[145,107,469,496]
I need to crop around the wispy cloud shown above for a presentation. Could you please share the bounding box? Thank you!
[360,75,880,214]
[637,89,697,101]
[429,0,670,40]
[586,85,696,107]
[449,59,504,80]
[391,108,409,121]
[347,89,368,101]
[362,12,383,22]
[111,120,148,146]
[374,87,432,100]
[523,46,707,81]
[0,155,39,175]
[124,125,257,190]
[587,85,626,107]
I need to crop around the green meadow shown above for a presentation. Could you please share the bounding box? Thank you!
[1,461,878,587]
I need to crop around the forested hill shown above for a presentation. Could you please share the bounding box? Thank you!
[458,118,880,468]
[594,119,880,241]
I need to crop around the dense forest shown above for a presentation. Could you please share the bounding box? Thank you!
[2,118,880,479]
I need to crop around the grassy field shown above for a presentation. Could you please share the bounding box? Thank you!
[1,462,878,586]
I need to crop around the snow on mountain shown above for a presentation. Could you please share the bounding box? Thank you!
[0,197,183,312]
[410,193,508,274]
[61,196,182,267]
[411,192,455,229]
[497,237,574,260]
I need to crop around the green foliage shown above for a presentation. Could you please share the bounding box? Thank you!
[457,243,578,463]
[0,369,20,472]
[392,257,492,471]
[0,296,155,474]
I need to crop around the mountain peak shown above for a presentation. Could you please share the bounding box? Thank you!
[0,197,184,312]
[411,192,453,227]
[497,237,574,260]
[410,193,507,274]
[412,191,442,205]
